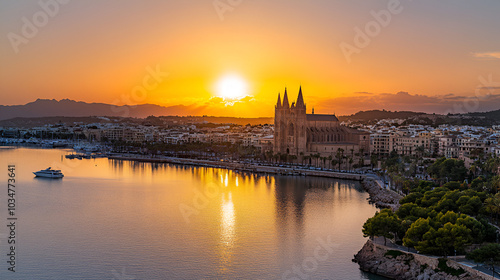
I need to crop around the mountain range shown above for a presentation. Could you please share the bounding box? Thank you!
[0,99,273,126]
[1,99,499,125]
[0,99,193,121]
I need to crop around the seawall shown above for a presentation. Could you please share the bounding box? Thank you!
[107,155,366,179]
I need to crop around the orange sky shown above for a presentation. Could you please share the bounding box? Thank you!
[1,1,499,116]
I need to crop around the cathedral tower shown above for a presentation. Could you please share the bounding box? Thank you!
[273,87,307,156]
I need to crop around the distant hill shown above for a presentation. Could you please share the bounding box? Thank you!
[0,99,275,125]
[0,115,274,128]
[338,109,500,126]
[0,99,192,121]
[1,99,498,126]
[468,109,500,120]
[339,110,426,122]
[0,116,117,128]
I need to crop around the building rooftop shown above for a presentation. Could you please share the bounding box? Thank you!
[306,114,339,122]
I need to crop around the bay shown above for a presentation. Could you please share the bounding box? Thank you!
[0,147,386,279]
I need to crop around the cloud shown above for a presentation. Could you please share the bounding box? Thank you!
[314,91,500,116]
[478,86,500,90]
[472,52,500,59]
[155,89,500,117]
[353,92,374,95]
[181,95,273,117]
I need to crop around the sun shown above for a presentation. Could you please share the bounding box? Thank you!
[215,74,248,100]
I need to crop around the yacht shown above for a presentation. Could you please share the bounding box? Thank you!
[33,167,64,178]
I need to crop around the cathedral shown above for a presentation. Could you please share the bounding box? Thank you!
[273,87,370,159]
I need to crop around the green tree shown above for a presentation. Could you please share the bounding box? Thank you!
[457,196,482,216]
[456,215,486,244]
[396,203,429,222]
[485,193,500,224]
[403,217,431,248]
[467,243,500,278]
[362,209,401,246]
[434,223,471,257]
[418,223,471,257]
[427,158,468,184]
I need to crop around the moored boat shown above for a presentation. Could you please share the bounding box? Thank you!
[33,167,64,178]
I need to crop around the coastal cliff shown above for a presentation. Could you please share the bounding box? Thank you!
[353,240,489,280]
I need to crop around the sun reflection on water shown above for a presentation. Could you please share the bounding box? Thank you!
[218,188,236,272]
[221,192,235,246]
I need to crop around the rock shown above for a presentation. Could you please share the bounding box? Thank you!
[354,240,485,280]
[361,178,403,210]
[417,272,430,280]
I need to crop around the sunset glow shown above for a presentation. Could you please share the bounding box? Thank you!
[1,1,499,116]
[215,74,249,100]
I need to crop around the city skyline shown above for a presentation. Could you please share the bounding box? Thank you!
[1,0,500,117]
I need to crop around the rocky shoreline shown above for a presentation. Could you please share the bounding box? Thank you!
[361,177,402,210]
[353,240,489,280]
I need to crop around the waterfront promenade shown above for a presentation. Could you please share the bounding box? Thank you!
[107,153,401,209]
[108,154,368,181]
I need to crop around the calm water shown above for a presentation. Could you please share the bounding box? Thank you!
[0,147,385,279]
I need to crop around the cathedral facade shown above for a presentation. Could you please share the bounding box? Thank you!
[273,87,370,158]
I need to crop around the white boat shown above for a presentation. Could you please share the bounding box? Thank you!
[33,167,64,178]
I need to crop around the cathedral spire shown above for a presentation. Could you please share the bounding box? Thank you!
[283,88,289,108]
[276,93,282,108]
[296,86,305,108]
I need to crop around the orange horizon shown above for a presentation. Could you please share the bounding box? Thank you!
[1,1,499,116]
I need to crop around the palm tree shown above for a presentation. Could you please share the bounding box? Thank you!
[469,164,478,178]
[415,145,425,160]
[332,159,339,171]
[273,153,280,164]
[304,155,311,165]
[356,152,364,168]
[265,150,274,163]
[336,148,344,171]
[371,154,378,169]
[311,153,320,167]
